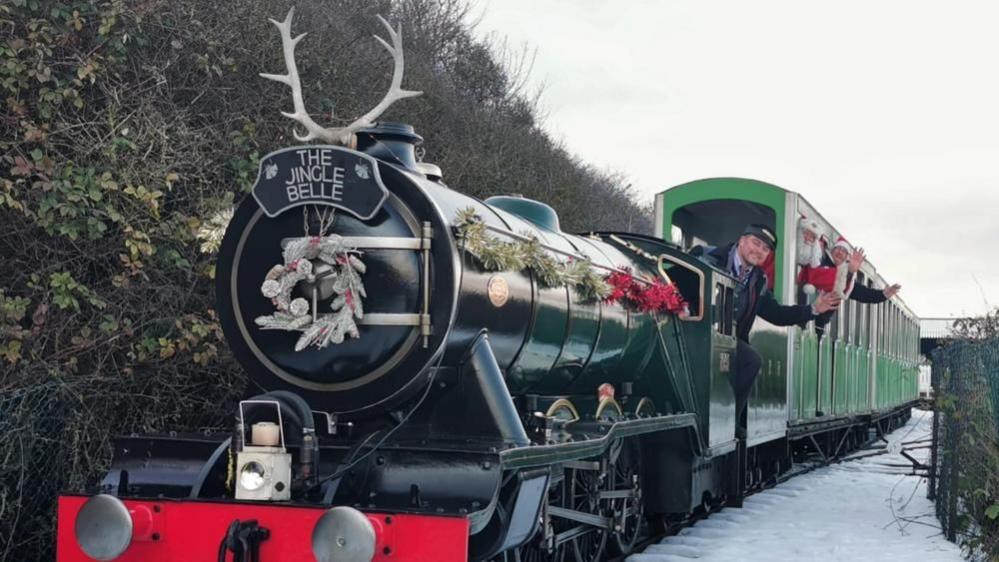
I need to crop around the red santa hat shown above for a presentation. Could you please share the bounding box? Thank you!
[798,216,820,236]
[832,236,851,254]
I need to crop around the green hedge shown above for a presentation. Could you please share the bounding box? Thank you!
[0,1,651,558]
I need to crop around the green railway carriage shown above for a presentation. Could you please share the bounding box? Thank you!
[654,178,919,439]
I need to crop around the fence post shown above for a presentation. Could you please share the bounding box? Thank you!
[928,359,939,500]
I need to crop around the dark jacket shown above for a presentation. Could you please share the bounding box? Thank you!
[813,257,888,331]
[819,255,889,305]
[848,282,888,304]
[695,244,815,343]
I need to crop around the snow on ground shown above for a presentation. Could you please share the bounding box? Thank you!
[629,409,963,562]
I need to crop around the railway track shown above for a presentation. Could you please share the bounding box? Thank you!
[614,413,931,562]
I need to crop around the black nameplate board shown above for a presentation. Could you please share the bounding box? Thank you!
[251,146,389,220]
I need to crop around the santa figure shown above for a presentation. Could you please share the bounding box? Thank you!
[794,217,824,297]
[797,233,854,299]
[828,236,855,299]
[796,218,823,267]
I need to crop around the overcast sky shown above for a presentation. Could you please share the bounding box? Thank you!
[471,0,998,319]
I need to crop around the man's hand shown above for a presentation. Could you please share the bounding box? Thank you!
[814,291,842,314]
[848,248,866,274]
[883,283,901,299]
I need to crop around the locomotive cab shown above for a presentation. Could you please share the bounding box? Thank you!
[656,179,796,444]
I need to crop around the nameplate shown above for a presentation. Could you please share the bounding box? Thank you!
[251,146,389,220]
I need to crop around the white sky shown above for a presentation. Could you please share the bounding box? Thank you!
[471,0,999,318]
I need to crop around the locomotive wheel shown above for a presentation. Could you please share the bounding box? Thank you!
[516,542,550,562]
[567,467,608,562]
[521,469,569,562]
[608,439,644,556]
[517,535,563,562]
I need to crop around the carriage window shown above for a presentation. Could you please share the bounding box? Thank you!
[885,304,895,355]
[890,306,897,357]
[876,303,881,351]
[830,308,839,342]
[907,318,911,361]
[711,283,735,336]
[842,295,852,344]
[856,301,865,348]
[907,315,911,360]
[890,306,895,355]
[895,309,905,358]
[902,317,907,360]
[902,316,907,360]
[889,305,894,355]
[864,300,872,350]
[713,283,724,334]
[855,274,866,345]
[881,303,891,355]
[725,287,734,335]
[895,306,905,357]
[895,308,905,358]
[885,305,891,356]
[878,303,885,352]
[903,313,907,358]
[712,282,734,336]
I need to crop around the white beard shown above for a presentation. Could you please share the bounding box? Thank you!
[796,239,822,267]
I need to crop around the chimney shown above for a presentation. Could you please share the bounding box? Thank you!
[356,122,423,171]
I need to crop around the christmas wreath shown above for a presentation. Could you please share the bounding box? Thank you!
[254,234,367,351]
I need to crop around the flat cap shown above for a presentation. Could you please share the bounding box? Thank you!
[742,224,777,250]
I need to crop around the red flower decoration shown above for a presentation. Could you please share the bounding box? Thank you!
[605,270,634,303]
[603,269,687,314]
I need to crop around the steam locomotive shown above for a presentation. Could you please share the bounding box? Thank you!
[56,11,919,562]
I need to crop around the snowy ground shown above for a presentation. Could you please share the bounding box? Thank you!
[629,409,964,562]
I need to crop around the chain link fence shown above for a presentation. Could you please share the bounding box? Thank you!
[929,339,999,560]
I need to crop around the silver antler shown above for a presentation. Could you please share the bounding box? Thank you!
[260,8,422,145]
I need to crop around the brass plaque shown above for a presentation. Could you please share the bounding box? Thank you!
[487,276,509,308]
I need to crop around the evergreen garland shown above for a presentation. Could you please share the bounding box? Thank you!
[454,208,611,301]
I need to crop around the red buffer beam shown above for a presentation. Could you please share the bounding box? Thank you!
[57,494,469,562]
